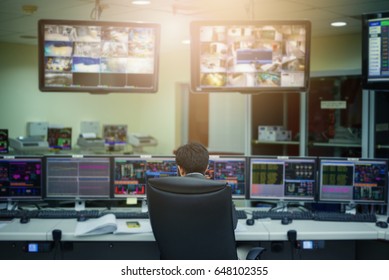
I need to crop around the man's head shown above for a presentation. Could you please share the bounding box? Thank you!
[175,142,209,176]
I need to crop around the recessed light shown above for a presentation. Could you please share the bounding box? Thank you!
[132,0,151,5]
[331,21,347,27]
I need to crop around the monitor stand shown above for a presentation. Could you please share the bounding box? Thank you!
[141,199,148,213]
[5,201,18,211]
[74,200,86,211]
[274,201,288,211]
[274,201,305,212]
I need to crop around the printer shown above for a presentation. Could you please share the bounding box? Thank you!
[9,122,50,153]
[77,133,105,152]
[128,133,158,153]
[9,136,49,153]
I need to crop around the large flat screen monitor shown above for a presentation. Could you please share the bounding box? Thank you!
[206,156,247,199]
[318,158,388,204]
[45,155,111,200]
[248,156,317,201]
[0,156,43,201]
[190,20,311,93]
[113,156,177,199]
[38,19,160,93]
[362,11,389,90]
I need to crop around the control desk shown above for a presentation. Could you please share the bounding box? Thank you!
[0,208,388,260]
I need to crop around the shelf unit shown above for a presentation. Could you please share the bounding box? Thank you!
[249,74,368,157]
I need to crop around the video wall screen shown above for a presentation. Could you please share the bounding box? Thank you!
[190,20,311,93]
[38,19,160,93]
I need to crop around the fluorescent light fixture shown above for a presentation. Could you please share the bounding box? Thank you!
[331,21,347,27]
[132,0,151,4]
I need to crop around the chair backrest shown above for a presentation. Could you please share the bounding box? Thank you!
[147,176,238,260]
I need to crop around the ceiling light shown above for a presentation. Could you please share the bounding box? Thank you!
[331,21,347,27]
[132,0,151,5]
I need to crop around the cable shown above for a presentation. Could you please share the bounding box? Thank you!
[90,0,105,20]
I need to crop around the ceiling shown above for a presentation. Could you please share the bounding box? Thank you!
[0,0,388,45]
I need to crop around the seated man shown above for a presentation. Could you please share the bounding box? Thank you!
[174,142,238,229]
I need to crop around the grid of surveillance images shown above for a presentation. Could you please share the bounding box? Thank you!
[198,23,308,89]
[43,24,156,88]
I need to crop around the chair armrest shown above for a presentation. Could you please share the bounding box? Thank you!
[246,247,266,260]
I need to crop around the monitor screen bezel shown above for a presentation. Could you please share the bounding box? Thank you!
[207,155,248,199]
[0,155,44,201]
[38,19,161,94]
[361,11,389,90]
[318,157,389,205]
[248,155,317,202]
[190,20,311,93]
[44,155,112,200]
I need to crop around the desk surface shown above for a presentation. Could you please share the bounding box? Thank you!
[0,208,388,242]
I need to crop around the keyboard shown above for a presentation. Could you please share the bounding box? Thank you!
[252,210,314,220]
[0,210,20,220]
[0,209,150,220]
[252,210,377,223]
[236,210,247,219]
[313,211,377,223]
[36,210,101,219]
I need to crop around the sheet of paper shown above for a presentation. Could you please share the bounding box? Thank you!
[114,220,152,234]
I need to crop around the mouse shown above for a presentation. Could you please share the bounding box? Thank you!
[376,221,388,229]
[20,216,30,224]
[246,218,255,226]
[77,215,88,222]
[281,216,292,225]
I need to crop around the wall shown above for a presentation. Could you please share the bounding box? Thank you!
[0,32,361,155]
[0,35,190,154]
[311,33,362,73]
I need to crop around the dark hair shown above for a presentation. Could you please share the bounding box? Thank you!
[175,142,209,174]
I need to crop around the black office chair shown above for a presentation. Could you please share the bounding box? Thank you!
[147,176,265,260]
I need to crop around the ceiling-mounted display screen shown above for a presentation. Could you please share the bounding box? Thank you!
[38,19,160,93]
[361,11,389,90]
[190,20,311,93]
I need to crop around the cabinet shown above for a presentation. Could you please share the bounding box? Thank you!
[374,91,389,158]
[250,75,363,157]
[307,75,362,157]
[251,92,301,156]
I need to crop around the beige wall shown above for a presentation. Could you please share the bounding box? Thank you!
[0,32,361,154]
[0,42,190,155]
[311,33,361,73]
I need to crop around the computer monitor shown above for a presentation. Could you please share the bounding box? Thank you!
[361,11,389,90]
[47,127,72,150]
[248,156,317,201]
[103,124,127,148]
[44,155,111,200]
[38,19,160,93]
[113,156,147,198]
[206,156,247,199]
[0,156,43,201]
[190,20,311,93]
[113,156,177,199]
[318,158,388,204]
[0,129,9,154]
